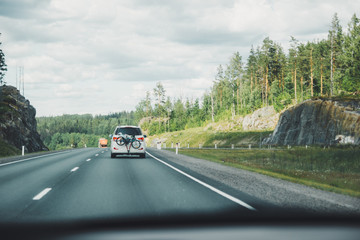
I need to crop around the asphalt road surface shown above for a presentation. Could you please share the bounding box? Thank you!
[0,148,261,222]
[0,147,358,223]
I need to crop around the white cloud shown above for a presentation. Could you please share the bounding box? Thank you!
[131,83,146,99]
[1,0,359,116]
[55,84,79,97]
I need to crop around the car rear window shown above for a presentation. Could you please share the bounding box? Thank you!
[116,127,142,136]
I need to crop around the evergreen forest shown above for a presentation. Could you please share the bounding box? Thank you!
[37,112,135,150]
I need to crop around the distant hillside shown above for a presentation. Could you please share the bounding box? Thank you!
[0,85,47,157]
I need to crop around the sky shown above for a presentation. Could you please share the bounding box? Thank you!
[0,0,359,117]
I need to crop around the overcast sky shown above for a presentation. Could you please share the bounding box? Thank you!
[1,0,359,116]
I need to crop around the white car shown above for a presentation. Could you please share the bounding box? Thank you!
[110,126,147,158]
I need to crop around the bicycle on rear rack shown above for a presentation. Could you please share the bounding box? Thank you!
[115,134,141,154]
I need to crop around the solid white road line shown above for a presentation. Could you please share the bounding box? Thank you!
[146,151,256,211]
[70,167,79,172]
[33,188,52,200]
[0,150,73,168]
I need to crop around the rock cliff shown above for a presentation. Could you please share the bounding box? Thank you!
[264,98,360,145]
[0,85,48,153]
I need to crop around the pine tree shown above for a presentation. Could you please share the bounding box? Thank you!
[229,52,243,117]
[342,14,360,92]
[328,13,344,95]
[289,37,299,103]
[0,33,7,86]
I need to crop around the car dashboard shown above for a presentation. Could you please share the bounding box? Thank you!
[2,211,359,240]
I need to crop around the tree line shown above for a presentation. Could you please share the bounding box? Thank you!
[37,112,135,150]
[135,13,360,135]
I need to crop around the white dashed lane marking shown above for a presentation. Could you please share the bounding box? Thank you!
[33,188,52,200]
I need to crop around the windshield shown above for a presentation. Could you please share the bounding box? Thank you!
[115,127,142,136]
[0,0,359,229]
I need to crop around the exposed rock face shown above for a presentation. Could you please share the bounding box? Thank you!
[264,99,360,145]
[242,106,280,131]
[202,106,280,132]
[0,85,48,153]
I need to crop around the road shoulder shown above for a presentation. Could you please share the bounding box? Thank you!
[147,147,360,214]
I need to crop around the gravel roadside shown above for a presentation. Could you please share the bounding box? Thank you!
[147,147,360,214]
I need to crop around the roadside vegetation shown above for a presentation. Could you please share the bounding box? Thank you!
[168,147,360,197]
[150,124,360,197]
[147,126,272,148]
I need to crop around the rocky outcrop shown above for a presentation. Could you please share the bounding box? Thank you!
[0,85,48,153]
[264,99,360,145]
[242,106,280,131]
[202,106,280,132]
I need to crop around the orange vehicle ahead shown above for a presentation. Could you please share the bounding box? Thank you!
[98,138,108,148]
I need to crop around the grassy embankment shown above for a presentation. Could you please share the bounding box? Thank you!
[171,148,360,197]
[149,128,360,198]
[147,126,272,148]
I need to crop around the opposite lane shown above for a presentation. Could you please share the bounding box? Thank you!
[0,148,104,221]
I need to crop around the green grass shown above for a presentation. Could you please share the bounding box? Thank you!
[147,127,272,148]
[168,147,360,197]
[148,124,360,197]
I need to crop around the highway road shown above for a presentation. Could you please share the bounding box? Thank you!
[1,147,360,224]
[0,148,262,222]
[1,147,360,239]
